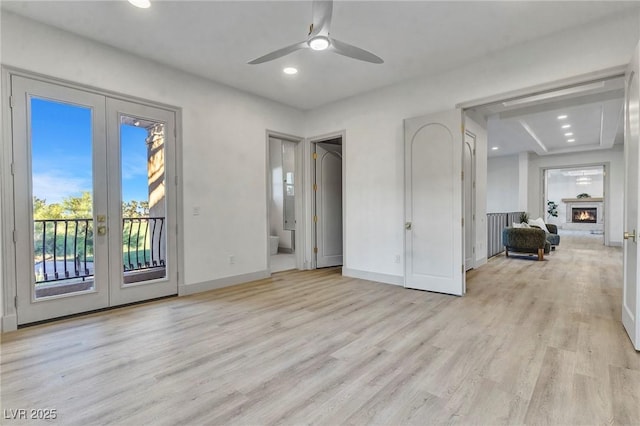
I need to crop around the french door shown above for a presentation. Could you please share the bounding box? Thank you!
[12,76,178,324]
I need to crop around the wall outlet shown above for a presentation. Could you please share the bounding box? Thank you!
[192,206,200,216]
[394,254,401,264]
[229,255,235,264]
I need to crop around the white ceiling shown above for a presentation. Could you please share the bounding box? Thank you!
[2,1,639,110]
[475,77,625,158]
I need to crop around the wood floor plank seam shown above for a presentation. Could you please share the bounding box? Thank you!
[2,232,639,425]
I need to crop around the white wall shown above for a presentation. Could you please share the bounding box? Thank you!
[304,12,639,280]
[487,155,519,213]
[1,10,638,326]
[0,12,305,302]
[527,146,624,245]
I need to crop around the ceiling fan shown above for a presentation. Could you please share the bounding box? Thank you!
[248,0,383,65]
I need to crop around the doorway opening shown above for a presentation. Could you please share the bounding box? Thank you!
[467,74,624,260]
[543,164,606,242]
[312,136,343,269]
[267,134,303,273]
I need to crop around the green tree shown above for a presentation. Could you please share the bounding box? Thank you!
[122,200,149,218]
[33,197,64,220]
[62,191,92,219]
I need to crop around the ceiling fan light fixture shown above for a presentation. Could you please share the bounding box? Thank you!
[308,36,330,51]
[128,0,151,8]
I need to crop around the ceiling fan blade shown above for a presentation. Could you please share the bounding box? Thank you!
[248,41,309,64]
[329,38,384,64]
[310,0,333,37]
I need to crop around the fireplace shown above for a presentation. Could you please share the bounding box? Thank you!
[572,207,597,223]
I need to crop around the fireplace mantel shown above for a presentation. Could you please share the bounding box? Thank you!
[561,197,603,203]
[562,198,604,226]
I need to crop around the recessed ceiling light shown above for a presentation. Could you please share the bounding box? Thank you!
[491,147,499,151]
[128,0,151,8]
[567,139,576,143]
[557,115,568,120]
[283,67,298,75]
[308,36,330,51]
[564,132,573,137]
[562,124,571,129]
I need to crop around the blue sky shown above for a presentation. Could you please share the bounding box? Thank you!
[31,98,149,204]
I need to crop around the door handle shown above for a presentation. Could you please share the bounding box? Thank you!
[624,230,636,242]
[97,225,107,236]
[405,222,412,230]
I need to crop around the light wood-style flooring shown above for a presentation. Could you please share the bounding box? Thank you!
[2,232,639,425]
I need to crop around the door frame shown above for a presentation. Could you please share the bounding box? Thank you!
[0,67,184,331]
[540,163,610,245]
[265,130,305,273]
[307,131,346,270]
[464,130,476,271]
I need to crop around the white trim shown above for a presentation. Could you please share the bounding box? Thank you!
[180,270,270,295]
[457,66,626,110]
[1,68,18,331]
[265,130,305,274]
[2,314,18,332]
[343,268,403,286]
[307,130,346,270]
[474,256,488,267]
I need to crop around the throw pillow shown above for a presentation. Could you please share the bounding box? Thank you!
[512,222,530,228]
[528,217,549,233]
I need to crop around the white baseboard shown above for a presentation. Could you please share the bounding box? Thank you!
[2,313,18,332]
[342,268,404,286]
[608,241,623,247]
[179,270,271,296]
[474,257,488,268]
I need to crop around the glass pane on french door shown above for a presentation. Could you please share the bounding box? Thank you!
[31,98,97,298]
[120,115,167,284]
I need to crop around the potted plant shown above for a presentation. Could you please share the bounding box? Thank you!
[519,212,529,224]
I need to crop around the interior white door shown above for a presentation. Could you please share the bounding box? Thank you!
[622,40,640,351]
[12,76,110,324]
[464,132,475,272]
[106,98,178,306]
[315,142,343,268]
[404,110,464,295]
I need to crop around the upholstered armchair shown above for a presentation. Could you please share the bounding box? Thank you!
[544,223,560,249]
[502,227,550,261]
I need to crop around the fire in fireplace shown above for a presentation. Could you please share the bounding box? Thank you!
[572,207,597,223]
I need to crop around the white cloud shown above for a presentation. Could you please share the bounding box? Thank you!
[32,172,90,204]
[121,152,148,180]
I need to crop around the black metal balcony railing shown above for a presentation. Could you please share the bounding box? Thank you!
[34,217,165,284]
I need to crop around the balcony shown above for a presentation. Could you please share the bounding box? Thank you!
[34,217,166,298]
